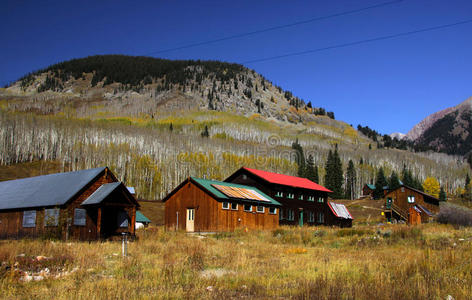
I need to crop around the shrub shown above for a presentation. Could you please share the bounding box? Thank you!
[437,203,472,227]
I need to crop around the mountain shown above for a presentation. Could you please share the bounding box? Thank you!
[406,97,472,156]
[389,132,406,140]
[6,55,335,124]
[0,55,468,200]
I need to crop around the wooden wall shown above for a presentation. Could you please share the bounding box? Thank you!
[385,186,439,215]
[0,168,137,240]
[226,170,350,227]
[164,180,278,231]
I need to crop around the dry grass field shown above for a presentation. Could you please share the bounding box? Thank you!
[1,224,472,300]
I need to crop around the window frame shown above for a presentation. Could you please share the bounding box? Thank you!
[407,195,415,203]
[317,212,324,223]
[298,195,304,200]
[222,202,230,210]
[275,191,284,198]
[256,206,265,213]
[287,193,295,199]
[269,207,277,214]
[231,203,238,210]
[22,210,37,228]
[288,209,295,221]
[318,197,324,203]
[44,208,60,227]
[244,204,252,212]
[308,211,315,222]
[73,208,87,226]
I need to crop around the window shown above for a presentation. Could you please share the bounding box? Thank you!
[117,211,129,228]
[288,209,295,221]
[275,191,284,197]
[222,202,230,209]
[309,211,315,222]
[22,210,36,228]
[231,203,238,210]
[317,212,324,223]
[73,208,86,226]
[407,196,415,203]
[244,204,252,212]
[44,208,59,226]
[279,209,284,220]
[318,197,324,203]
[401,187,405,193]
[242,174,247,180]
[269,207,277,214]
[256,206,265,213]
[287,193,295,199]
[308,196,315,202]
[298,195,304,200]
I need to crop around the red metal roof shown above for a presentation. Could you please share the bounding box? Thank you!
[242,167,332,193]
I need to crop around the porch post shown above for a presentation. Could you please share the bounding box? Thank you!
[97,208,102,239]
[131,206,136,235]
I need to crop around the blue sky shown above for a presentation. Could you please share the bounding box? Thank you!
[1,0,471,134]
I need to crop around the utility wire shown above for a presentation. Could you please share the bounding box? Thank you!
[242,19,472,64]
[143,0,403,55]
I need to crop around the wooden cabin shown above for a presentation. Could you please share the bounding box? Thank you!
[163,177,281,232]
[384,185,439,224]
[225,167,353,227]
[362,184,375,198]
[0,167,139,240]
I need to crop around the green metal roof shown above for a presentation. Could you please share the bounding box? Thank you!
[136,211,151,223]
[191,177,281,206]
[366,184,376,190]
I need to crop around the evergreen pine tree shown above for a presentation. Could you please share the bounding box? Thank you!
[325,145,343,199]
[374,167,388,199]
[388,171,401,190]
[345,159,356,200]
[201,125,209,138]
[401,164,413,187]
[292,139,306,177]
[305,155,317,182]
[466,173,471,190]
[313,165,319,184]
[439,187,447,201]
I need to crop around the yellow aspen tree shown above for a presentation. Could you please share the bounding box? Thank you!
[422,177,440,198]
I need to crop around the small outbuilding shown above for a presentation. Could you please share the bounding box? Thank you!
[362,184,376,198]
[327,202,353,227]
[163,177,281,232]
[135,211,151,229]
[0,167,139,240]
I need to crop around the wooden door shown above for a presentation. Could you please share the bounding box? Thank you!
[186,208,195,232]
[299,210,304,226]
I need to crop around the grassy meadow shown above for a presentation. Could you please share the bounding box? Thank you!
[1,224,472,299]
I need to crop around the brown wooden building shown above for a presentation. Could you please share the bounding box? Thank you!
[0,167,139,240]
[384,185,439,224]
[225,167,353,227]
[163,177,281,232]
[362,184,376,198]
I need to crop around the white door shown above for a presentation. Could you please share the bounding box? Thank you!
[186,208,195,232]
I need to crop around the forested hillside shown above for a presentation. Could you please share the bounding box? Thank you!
[0,55,469,200]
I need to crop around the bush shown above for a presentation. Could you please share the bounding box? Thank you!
[436,203,472,227]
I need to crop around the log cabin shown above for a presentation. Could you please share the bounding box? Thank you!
[362,184,375,198]
[225,167,353,227]
[383,184,439,224]
[0,167,139,240]
[163,177,281,232]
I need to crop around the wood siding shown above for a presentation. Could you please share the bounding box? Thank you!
[164,180,278,231]
[0,168,137,240]
[226,170,351,227]
[385,186,439,224]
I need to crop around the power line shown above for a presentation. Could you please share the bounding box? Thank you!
[143,0,403,56]
[242,19,472,64]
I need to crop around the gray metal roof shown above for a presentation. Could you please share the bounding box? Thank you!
[0,167,106,210]
[81,182,121,206]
